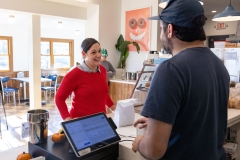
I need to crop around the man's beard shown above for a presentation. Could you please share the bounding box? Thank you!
[162,33,173,55]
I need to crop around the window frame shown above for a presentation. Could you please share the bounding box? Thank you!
[0,36,13,72]
[41,38,74,71]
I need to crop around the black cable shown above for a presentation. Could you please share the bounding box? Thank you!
[118,134,136,138]
[118,140,134,142]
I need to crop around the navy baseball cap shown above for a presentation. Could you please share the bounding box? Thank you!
[148,0,204,28]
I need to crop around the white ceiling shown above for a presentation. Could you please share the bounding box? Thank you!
[201,0,240,17]
[45,0,240,17]
[41,15,85,31]
[1,0,240,29]
[44,0,95,8]
[0,8,85,31]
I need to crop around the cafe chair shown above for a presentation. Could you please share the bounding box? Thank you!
[0,76,20,106]
[41,74,58,102]
[41,74,47,87]
[0,79,9,136]
[49,74,61,89]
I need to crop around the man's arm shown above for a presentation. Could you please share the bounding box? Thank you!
[133,118,172,160]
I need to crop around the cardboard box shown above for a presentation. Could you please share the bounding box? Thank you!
[223,142,237,154]
[225,42,237,48]
[237,43,240,48]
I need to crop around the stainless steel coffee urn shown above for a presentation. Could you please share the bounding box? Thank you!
[27,109,49,144]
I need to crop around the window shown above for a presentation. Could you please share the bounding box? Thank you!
[41,38,73,70]
[0,36,12,72]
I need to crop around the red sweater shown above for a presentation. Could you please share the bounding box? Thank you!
[55,66,114,120]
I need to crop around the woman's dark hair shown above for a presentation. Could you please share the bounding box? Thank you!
[163,15,207,42]
[81,38,100,53]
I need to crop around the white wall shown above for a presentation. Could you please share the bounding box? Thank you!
[0,0,160,73]
[0,0,87,20]
[0,0,89,72]
[83,0,160,72]
[85,5,99,40]
[85,0,122,70]
[204,16,238,36]
[0,14,86,71]
[0,19,29,71]
[121,0,159,72]
[5,0,239,74]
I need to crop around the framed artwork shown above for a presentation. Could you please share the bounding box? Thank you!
[125,7,151,52]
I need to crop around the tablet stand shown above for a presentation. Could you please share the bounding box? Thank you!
[28,136,119,160]
[69,145,74,154]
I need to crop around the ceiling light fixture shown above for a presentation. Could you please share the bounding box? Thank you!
[159,0,168,9]
[199,0,204,5]
[212,0,240,21]
[75,30,80,35]
[57,21,63,29]
[212,11,217,13]
[8,15,15,24]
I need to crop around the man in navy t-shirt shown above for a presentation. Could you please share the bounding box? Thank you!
[132,0,230,159]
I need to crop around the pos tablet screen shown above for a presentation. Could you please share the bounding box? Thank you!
[61,112,121,158]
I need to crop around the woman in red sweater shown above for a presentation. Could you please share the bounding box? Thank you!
[55,38,115,121]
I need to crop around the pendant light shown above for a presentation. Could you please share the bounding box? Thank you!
[8,15,15,24]
[75,30,80,35]
[212,0,240,21]
[159,0,203,9]
[57,21,63,29]
[159,0,168,9]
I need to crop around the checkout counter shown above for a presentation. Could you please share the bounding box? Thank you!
[28,113,146,160]
[28,110,240,160]
[1,110,239,160]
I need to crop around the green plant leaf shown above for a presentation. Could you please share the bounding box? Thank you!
[119,41,131,55]
[115,34,125,51]
[132,41,140,53]
[115,34,141,68]
[124,49,129,61]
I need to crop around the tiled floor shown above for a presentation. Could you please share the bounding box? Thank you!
[0,100,70,152]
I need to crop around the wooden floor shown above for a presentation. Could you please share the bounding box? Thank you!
[0,98,143,153]
[0,99,70,152]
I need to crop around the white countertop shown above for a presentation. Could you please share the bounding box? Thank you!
[110,78,136,85]
[107,113,146,160]
[113,109,240,160]
[12,77,51,82]
[227,108,240,127]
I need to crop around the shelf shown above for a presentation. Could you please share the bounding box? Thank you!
[136,87,149,92]
[130,64,158,105]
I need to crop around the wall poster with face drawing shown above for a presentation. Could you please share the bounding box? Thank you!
[125,7,150,52]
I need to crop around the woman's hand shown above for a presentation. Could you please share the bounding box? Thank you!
[64,117,72,121]
[110,105,116,111]
[133,117,148,129]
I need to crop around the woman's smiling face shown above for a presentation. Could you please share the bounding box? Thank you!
[82,43,102,70]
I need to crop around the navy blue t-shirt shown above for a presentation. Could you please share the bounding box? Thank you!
[141,47,229,160]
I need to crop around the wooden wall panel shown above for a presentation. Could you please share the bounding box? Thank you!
[109,81,135,104]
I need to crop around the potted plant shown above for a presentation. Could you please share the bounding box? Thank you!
[115,34,140,68]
